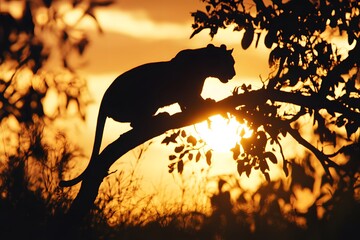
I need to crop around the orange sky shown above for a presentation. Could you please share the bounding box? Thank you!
[0,0,317,212]
[58,0,359,214]
[65,0,274,204]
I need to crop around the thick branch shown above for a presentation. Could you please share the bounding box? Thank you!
[286,125,339,182]
[65,88,359,224]
[64,103,222,225]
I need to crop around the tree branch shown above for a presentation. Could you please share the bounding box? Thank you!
[64,87,359,225]
[63,103,222,225]
[286,125,339,182]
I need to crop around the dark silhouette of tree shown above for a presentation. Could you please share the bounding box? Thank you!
[0,0,355,238]
[2,0,354,238]
[187,0,360,181]
[163,0,359,237]
[0,0,114,124]
[60,1,359,232]
[0,0,113,239]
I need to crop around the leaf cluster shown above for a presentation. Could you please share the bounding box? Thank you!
[230,92,290,181]
[0,0,114,124]
[188,0,360,185]
[192,0,359,91]
[162,129,212,174]
[233,131,278,182]
[204,164,360,240]
[0,121,91,239]
[161,96,288,182]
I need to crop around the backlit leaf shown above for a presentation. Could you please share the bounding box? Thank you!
[177,160,184,174]
[161,131,180,145]
[241,26,254,50]
[245,165,251,177]
[196,152,201,162]
[205,150,212,166]
[231,143,240,160]
[264,28,276,48]
[187,135,197,146]
[175,145,184,153]
[181,130,187,138]
[237,160,244,175]
[345,122,358,139]
[264,152,277,164]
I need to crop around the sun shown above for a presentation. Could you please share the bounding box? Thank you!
[195,114,252,152]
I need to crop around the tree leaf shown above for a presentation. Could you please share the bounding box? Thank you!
[264,151,277,164]
[190,26,204,39]
[205,150,212,166]
[206,5,211,12]
[177,160,184,174]
[268,46,280,67]
[264,28,276,48]
[161,131,180,145]
[348,31,355,45]
[345,122,358,139]
[241,26,254,50]
[175,145,184,153]
[260,159,269,172]
[231,143,240,160]
[187,135,197,146]
[196,152,201,162]
[237,160,244,176]
[179,150,188,159]
[340,143,359,156]
[181,130,187,138]
[245,165,251,177]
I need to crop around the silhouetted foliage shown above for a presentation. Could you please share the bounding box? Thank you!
[0,0,114,239]
[58,1,359,235]
[186,0,360,185]
[0,0,113,124]
[2,0,358,239]
[161,0,360,236]
[156,0,360,237]
[0,124,83,239]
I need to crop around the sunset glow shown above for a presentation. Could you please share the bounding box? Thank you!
[195,115,253,152]
[2,0,358,238]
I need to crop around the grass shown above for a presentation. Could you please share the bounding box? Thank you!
[0,121,359,240]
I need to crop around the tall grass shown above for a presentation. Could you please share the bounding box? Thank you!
[0,120,359,240]
[0,119,78,239]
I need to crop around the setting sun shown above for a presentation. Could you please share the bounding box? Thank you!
[195,114,252,152]
[1,0,359,239]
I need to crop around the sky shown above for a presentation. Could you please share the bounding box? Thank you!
[66,0,273,202]
[78,0,269,135]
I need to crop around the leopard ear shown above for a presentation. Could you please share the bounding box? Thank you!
[207,44,215,49]
[220,44,227,50]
